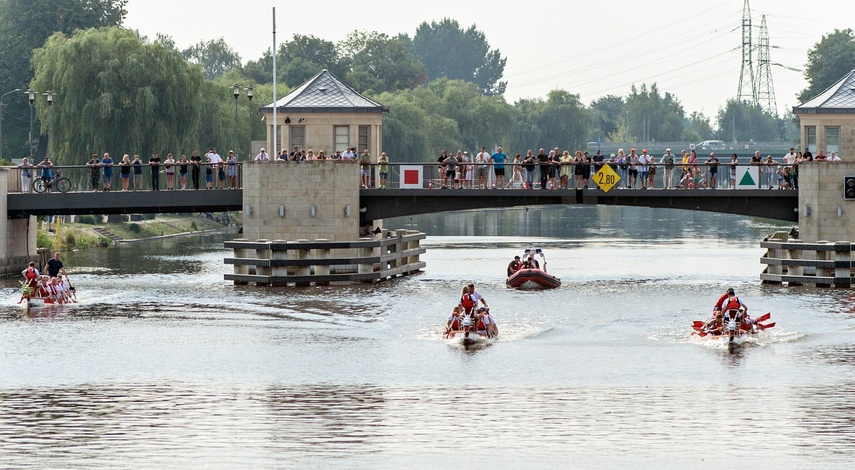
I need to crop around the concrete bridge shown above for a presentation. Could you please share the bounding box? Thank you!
[4,165,798,222]
[0,161,818,277]
[6,179,799,222]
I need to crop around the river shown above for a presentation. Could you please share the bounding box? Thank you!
[2,206,854,469]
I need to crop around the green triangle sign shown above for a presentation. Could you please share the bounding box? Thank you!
[739,171,756,186]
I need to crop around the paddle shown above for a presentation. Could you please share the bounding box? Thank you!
[757,322,776,330]
[755,312,771,323]
[693,320,705,328]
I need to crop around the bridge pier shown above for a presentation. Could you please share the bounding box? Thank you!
[0,169,38,278]
[229,161,424,285]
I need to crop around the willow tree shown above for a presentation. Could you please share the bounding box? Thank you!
[30,27,203,163]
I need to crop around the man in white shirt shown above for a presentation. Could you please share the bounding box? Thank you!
[783,147,797,165]
[341,147,356,160]
[829,151,841,162]
[206,148,223,189]
[254,148,269,161]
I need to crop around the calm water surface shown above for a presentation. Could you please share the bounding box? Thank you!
[2,206,855,468]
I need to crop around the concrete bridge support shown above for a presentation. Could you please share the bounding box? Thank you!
[798,163,855,243]
[0,169,38,277]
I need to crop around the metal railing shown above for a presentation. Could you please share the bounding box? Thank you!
[7,162,243,193]
[7,159,828,193]
[358,161,819,191]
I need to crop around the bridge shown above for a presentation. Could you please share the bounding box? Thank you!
[5,188,799,222]
[5,164,798,222]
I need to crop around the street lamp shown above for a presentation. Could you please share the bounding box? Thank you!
[43,91,54,161]
[26,89,35,159]
[232,83,240,157]
[246,85,254,158]
[0,88,21,158]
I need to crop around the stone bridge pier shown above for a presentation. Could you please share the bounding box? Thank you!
[0,168,38,277]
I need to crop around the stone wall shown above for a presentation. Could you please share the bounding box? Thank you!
[798,114,855,157]
[0,168,38,277]
[265,112,383,160]
[798,162,855,243]
[241,160,361,242]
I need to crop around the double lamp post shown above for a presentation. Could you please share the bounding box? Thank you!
[0,87,54,160]
[232,83,254,158]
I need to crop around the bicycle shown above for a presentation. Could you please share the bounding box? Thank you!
[33,170,71,193]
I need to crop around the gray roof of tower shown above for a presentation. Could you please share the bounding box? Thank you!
[261,69,388,113]
[793,69,855,114]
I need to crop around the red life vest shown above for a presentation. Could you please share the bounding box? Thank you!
[723,296,741,311]
[461,294,476,313]
[24,267,38,281]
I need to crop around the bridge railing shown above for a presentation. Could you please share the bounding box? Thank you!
[7,162,244,193]
[366,161,823,190]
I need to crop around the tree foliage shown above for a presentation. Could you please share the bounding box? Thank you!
[798,29,855,103]
[411,18,507,96]
[339,31,427,94]
[590,95,625,142]
[0,0,127,158]
[715,99,783,142]
[508,90,589,152]
[31,27,203,163]
[625,83,685,142]
[181,38,242,80]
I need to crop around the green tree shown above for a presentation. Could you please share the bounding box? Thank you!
[339,31,427,94]
[716,99,782,143]
[427,78,513,151]
[0,0,127,158]
[798,29,855,103]
[410,18,507,96]
[278,34,347,86]
[181,38,242,80]
[31,27,203,163]
[682,111,714,142]
[507,90,589,152]
[625,83,685,142]
[589,95,624,142]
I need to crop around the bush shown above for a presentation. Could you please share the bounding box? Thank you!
[127,223,141,233]
[37,230,52,250]
[64,233,76,246]
[190,220,198,231]
[78,214,99,224]
[98,236,112,247]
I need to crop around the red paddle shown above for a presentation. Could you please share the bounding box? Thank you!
[757,322,775,330]
[755,312,771,323]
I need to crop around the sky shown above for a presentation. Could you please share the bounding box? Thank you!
[124,0,855,123]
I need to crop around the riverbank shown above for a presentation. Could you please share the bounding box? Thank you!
[39,214,238,251]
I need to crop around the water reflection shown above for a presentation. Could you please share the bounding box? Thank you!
[1,382,852,467]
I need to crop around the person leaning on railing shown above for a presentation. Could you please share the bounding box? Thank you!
[16,157,33,193]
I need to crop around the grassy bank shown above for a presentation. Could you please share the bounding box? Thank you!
[38,214,234,251]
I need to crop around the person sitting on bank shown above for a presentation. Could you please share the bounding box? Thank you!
[507,256,522,276]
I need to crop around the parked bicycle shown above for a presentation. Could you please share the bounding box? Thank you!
[33,169,72,193]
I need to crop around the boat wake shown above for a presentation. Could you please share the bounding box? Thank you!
[685,329,805,350]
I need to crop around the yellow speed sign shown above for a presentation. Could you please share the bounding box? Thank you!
[595,164,620,192]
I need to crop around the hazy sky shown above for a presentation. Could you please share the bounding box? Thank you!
[124,0,854,122]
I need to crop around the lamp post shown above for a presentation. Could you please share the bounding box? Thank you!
[26,89,35,159]
[0,88,21,158]
[246,85,253,158]
[232,83,240,156]
[43,91,54,161]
